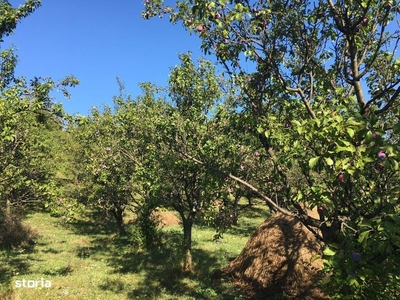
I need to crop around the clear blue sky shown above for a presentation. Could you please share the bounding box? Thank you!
[3,0,205,115]
[3,1,398,115]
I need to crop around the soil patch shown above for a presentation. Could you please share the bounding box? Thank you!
[222,213,328,299]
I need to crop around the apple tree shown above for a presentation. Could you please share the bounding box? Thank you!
[0,2,79,249]
[157,52,274,270]
[163,60,220,271]
[1,0,78,221]
[143,0,400,297]
[117,53,251,271]
[0,70,79,218]
[113,81,172,245]
[71,103,139,236]
[71,80,172,240]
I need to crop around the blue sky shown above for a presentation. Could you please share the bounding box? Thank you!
[3,0,205,115]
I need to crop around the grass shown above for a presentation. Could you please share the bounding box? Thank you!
[0,202,269,300]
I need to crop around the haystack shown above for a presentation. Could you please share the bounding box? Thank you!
[222,213,328,299]
[155,211,181,227]
[129,211,181,227]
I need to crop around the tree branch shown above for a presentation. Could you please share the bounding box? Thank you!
[178,150,294,216]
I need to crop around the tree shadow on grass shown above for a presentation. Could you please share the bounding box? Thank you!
[0,257,16,290]
[90,229,239,299]
[66,211,249,298]
[0,246,38,299]
[226,220,264,238]
[68,210,117,237]
[0,213,43,298]
[122,248,226,299]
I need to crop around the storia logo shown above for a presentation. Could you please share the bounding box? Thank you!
[15,278,51,288]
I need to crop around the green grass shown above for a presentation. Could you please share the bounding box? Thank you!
[0,203,269,300]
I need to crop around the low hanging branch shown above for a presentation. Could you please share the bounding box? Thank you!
[179,150,341,243]
[179,150,294,216]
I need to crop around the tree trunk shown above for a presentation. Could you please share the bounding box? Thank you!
[5,199,11,217]
[111,206,126,236]
[182,218,194,273]
[233,192,240,225]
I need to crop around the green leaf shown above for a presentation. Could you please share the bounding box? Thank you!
[370,113,378,126]
[296,191,304,201]
[394,123,400,134]
[349,277,359,287]
[346,127,355,138]
[364,131,373,144]
[309,156,320,169]
[324,157,334,166]
[390,214,400,224]
[335,145,356,153]
[389,159,399,171]
[384,220,395,233]
[346,167,356,176]
[323,246,336,256]
[358,230,369,245]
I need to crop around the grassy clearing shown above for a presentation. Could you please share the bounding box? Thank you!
[0,203,269,300]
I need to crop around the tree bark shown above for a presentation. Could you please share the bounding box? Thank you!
[182,217,194,273]
[5,199,11,217]
[111,206,126,236]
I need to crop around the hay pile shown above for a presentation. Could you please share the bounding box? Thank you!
[155,211,181,227]
[222,213,328,299]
